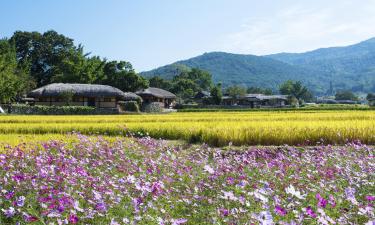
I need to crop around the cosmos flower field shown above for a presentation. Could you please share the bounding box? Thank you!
[0,133,374,224]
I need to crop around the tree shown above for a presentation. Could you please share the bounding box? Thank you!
[102,61,149,92]
[0,39,32,103]
[367,93,375,101]
[247,86,273,95]
[210,83,222,105]
[149,76,173,90]
[171,79,199,100]
[174,68,213,91]
[10,30,77,87]
[335,90,358,101]
[279,80,313,102]
[226,85,247,99]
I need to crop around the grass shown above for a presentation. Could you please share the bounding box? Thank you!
[0,110,374,146]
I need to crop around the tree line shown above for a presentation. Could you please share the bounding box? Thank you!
[0,30,148,103]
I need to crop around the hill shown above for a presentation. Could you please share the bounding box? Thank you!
[267,38,375,93]
[141,52,328,94]
[141,38,375,95]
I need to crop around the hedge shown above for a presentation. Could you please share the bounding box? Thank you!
[1,104,119,115]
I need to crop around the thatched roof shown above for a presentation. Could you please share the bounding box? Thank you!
[28,83,141,101]
[136,87,176,99]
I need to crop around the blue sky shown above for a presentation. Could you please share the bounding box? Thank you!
[1,0,375,71]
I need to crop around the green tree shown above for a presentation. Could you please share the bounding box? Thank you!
[102,61,148,92]
[149,76,173,90]
[335,90,358,101]
[174,68,213,91]
[247,86,273,95]
[210,83,223,105]
[10,30,77,87]
[171,79,199,100]
[367,93,375,100]
[226,85,247,99]
[51,47,106,84]
[279,80,313,102]
[0,39,32,103]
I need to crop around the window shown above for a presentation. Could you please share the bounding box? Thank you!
[103,98,112,102]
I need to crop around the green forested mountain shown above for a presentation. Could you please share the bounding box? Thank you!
[267,38,375,93]
[141,38,375,95]
[141,52,328,94]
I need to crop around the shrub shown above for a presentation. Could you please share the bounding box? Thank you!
[2,104,119,115]
[119,101,139,112]
[142,102,163,113]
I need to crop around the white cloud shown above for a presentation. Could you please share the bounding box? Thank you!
[220,0,375,55]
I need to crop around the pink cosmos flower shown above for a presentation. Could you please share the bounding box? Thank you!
[219,208,230,217]
[316,193,328,208]
[275,205,287,216]
[306,206,317,218]
[69,214,79,224]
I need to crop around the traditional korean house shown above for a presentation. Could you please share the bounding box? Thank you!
[222,94,288,108]
[28,83,140,108]
[136,87,176,108]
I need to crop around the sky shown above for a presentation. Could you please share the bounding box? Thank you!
[1,0,375,71]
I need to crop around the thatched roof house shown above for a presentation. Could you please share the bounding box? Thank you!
[29,83,140,108]
[136,87,176,108]
[222,94,288,108]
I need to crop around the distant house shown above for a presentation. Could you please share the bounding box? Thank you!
[369,97,375,106]
[136,87,176,108]
[28,83,140,108]
[222,94,288,108]
[193,91,211,103]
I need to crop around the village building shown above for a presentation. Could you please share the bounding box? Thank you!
[136,87,176,108]
[222,94,288,108]
[368,97,375,106]
[193,90,211,104]
[28,83,140,108]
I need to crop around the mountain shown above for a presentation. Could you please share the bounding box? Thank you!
[141,38,375,95]
[267,38,375,93]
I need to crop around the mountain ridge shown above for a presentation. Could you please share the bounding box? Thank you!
[141,38,375,95]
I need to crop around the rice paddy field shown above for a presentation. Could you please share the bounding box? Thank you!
[0,110,374,224]
[0,110,375,146]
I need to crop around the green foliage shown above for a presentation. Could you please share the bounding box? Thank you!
[226,85,247,99]
[148,68,213,102]
[142,102,163,113]
[210,83,222,105]
[149,76,173,90]
[0,39,33,103]
[335,90,359,101]
[247,86,273,95]
[279,80,314,102]
[7,30,148,93]
[119,101,139,112]
[366,93,374,100]
[141,52,325,94]
[102,61,149,92]
[3,104,118,115]
[59,90,75,106]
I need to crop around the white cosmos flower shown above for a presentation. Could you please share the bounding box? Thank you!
[204,165,215,174]
[285,185,306,200]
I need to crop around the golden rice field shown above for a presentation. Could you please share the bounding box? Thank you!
[0,110,374,146]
